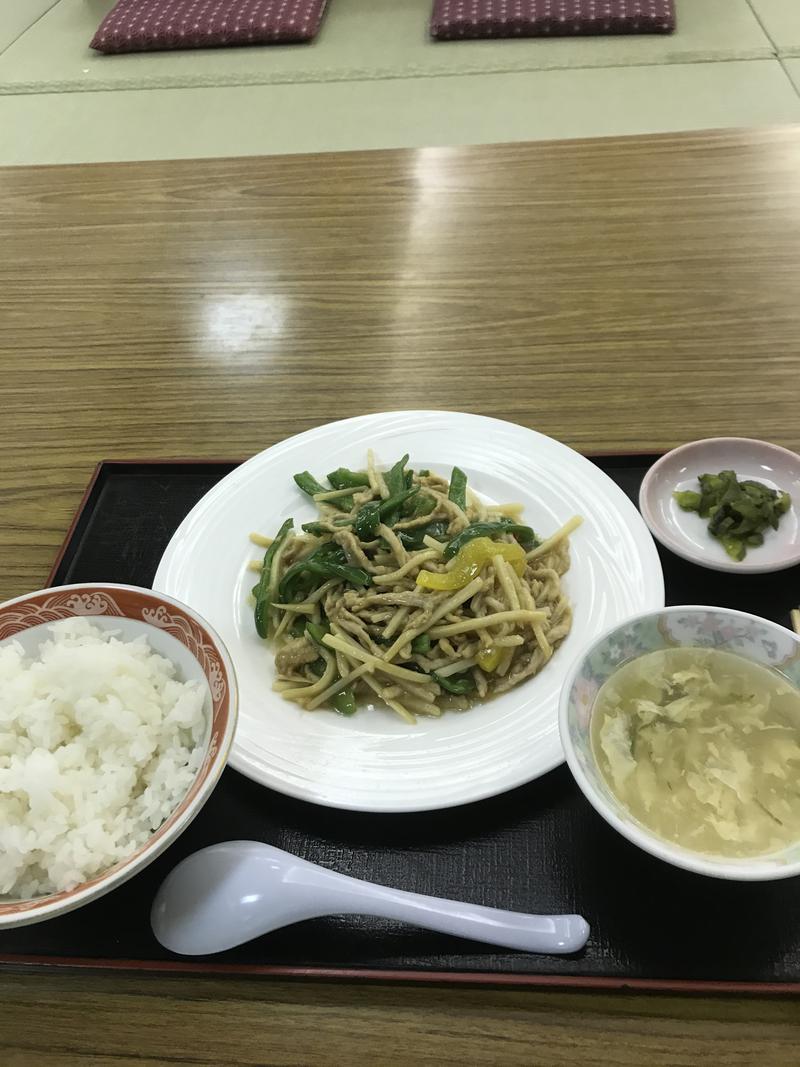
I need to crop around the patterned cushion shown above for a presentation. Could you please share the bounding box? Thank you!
[91,0,329,54]
[430,0,675,40]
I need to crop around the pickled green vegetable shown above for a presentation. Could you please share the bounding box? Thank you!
[674,470,791,562]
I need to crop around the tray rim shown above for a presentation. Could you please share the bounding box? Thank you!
[2,954,800,996]
[16,452,796,996]
[46,459,246,586]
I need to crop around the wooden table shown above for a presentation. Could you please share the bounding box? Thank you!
[2,127,800,1065]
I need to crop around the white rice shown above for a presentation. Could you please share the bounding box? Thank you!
[0,618,206,899]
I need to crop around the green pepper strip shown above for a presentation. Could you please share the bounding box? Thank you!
[338,462,420,531]
[294,470,352,511]
[305,621,330,645]
[432,670,475,695]
[379,485,419,527]
[398,520,448,550]
[301,521,329,537]
[411,634,431,653]
[327,468,371,490]
[305,622,356,714]
[279,545,371,602]
[443,519,537,561]
[254,518,294,638]
[384,454,409,497]
[409,492,436,518]
[293,471,328,497]
[354,501,381,540]
[332,688,357,716]
[381,486,420,518]
[326,494,401,534]
[448,466,468,512]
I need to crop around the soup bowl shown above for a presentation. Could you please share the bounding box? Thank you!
[559,605,800,881]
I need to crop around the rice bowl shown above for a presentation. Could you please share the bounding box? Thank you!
[0,584,237,929]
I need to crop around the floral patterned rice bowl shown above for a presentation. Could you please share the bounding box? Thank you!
[559,606,800,881]
[0,583,238,928]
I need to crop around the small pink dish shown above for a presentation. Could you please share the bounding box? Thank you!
[639,438,800,575]
[0,583,238,930]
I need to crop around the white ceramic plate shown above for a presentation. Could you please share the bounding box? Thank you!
[154,412,664,812]
[639,437,800,574]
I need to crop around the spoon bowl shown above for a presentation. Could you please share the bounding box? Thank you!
[151,841,589,957]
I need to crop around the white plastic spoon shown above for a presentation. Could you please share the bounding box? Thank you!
[151,841,589,956]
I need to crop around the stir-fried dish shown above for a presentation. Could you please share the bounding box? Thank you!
[249,453,581,723]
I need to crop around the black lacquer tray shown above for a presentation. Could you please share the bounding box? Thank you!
[3,456,799,993]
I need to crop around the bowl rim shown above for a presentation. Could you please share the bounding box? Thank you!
[638,437,800,575]
[558,604,800,882]
[0,581,239,927]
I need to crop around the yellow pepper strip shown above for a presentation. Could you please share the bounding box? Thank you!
[477,647,502,672]
[416,537,526,591]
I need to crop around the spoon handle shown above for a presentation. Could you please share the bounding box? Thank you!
[295,866,589,955]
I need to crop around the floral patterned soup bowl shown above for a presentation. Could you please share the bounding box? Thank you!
[559,606,800,881]
[0,584,238,928]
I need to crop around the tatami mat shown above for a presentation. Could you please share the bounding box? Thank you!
[783,58,800,92]
[749,1,800,56]
[0,0,775,95]
[2,2,798,168]
[3,60,799,167]
[0,1,60,56]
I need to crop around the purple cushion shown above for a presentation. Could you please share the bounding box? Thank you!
[91,0,329,54]
[430,0,675,40]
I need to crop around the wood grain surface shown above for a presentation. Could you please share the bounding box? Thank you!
[2,971,800,1066]
[2,127,800,1063]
